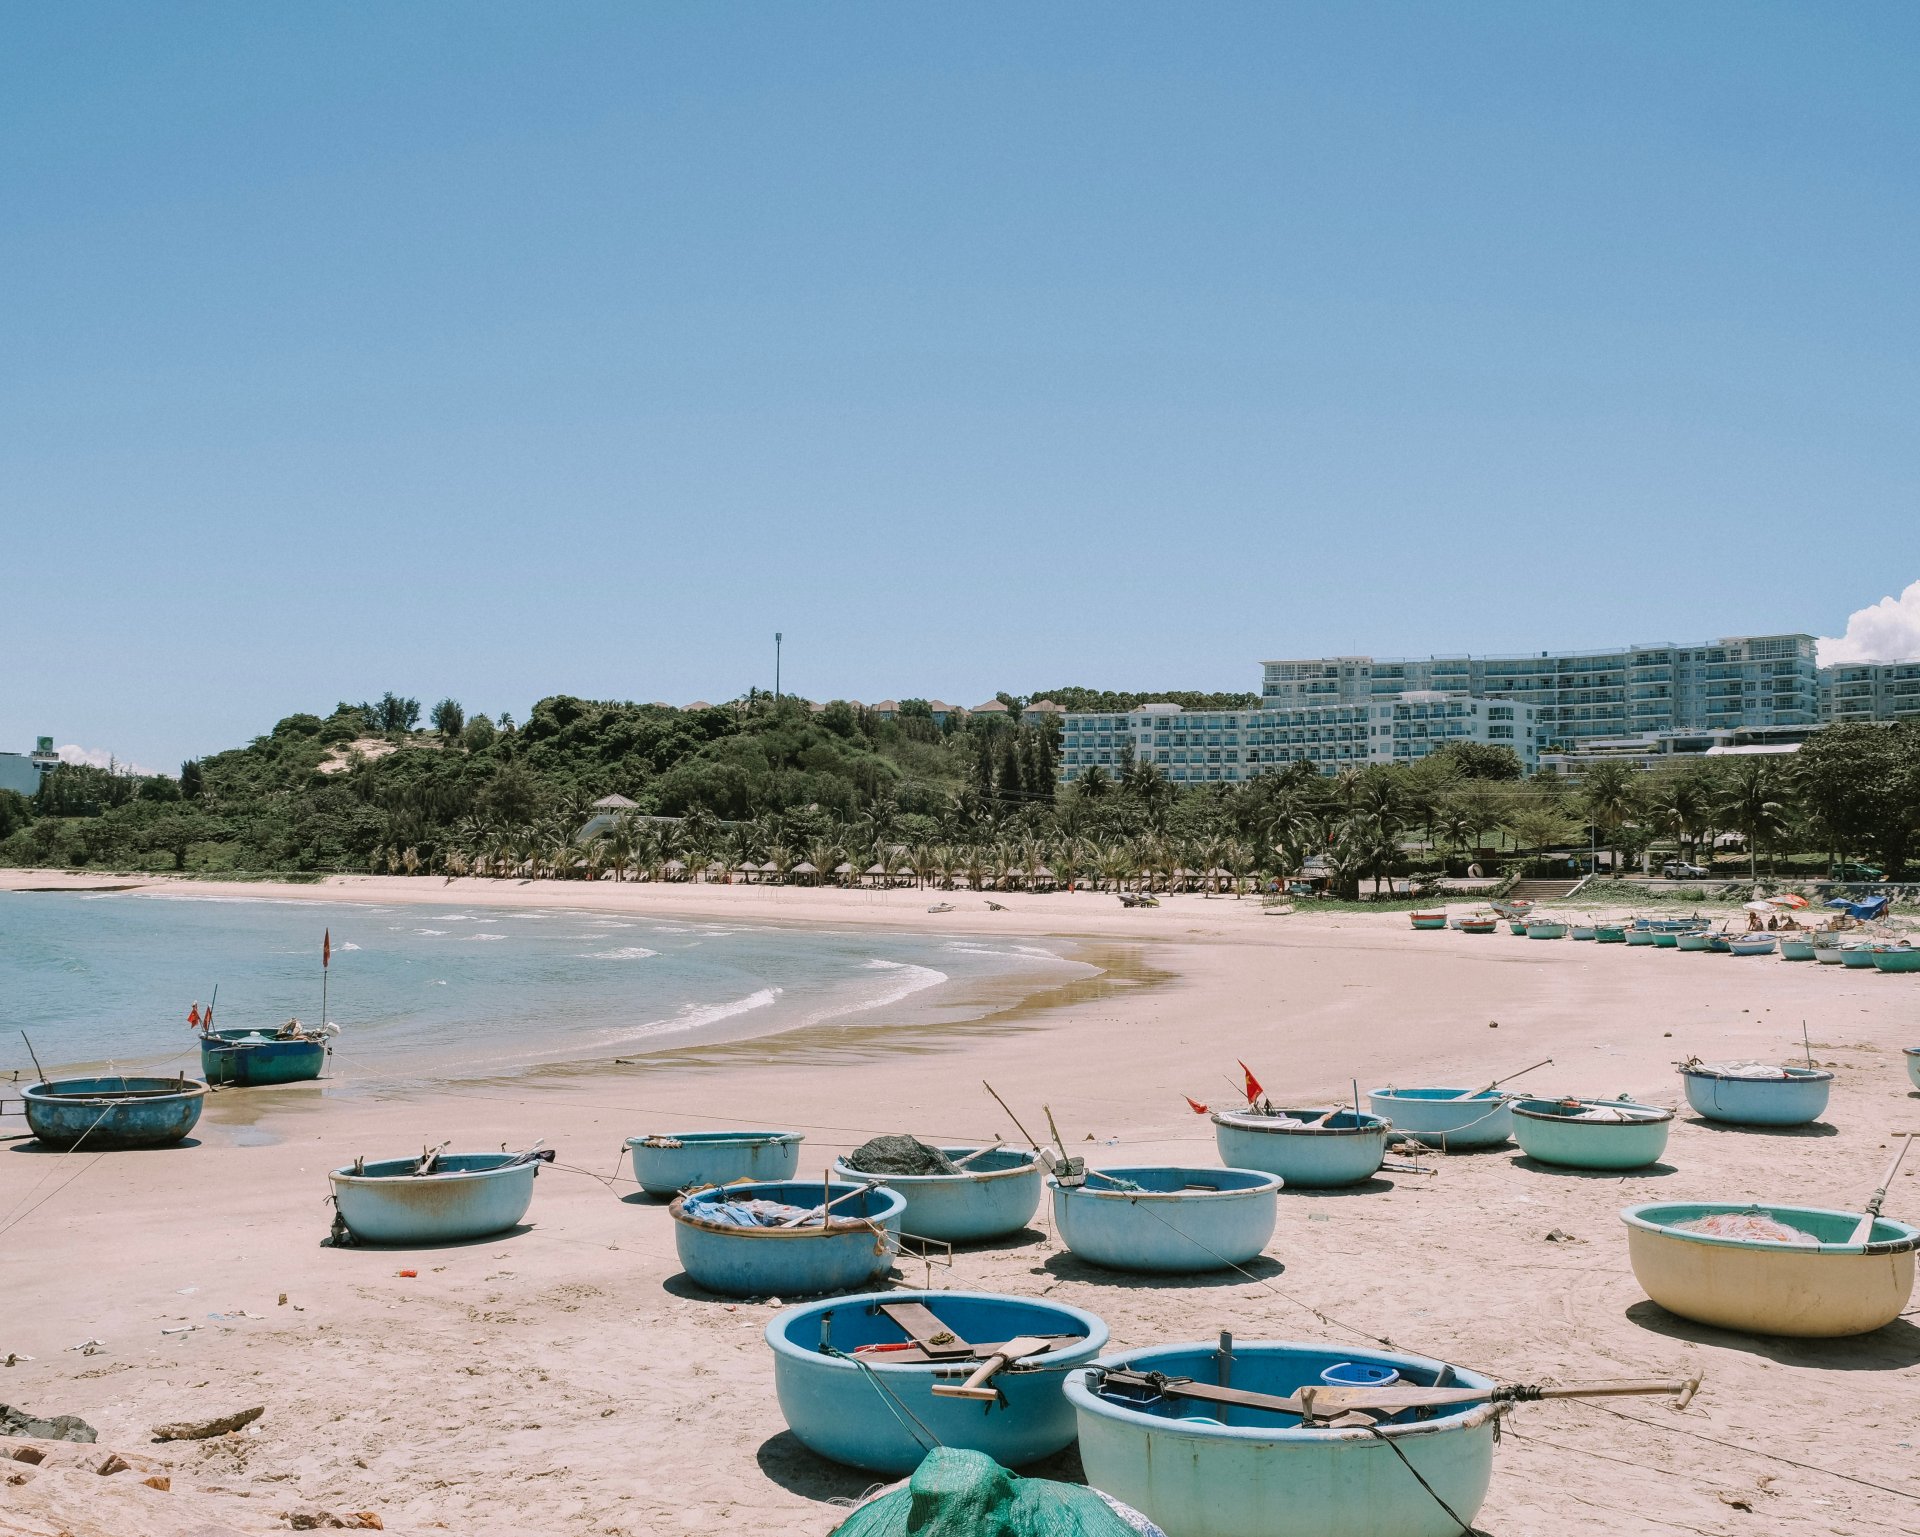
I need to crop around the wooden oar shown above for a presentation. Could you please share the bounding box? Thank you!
[1095,1369,1700,1419]
[951,1139,1005,1168]
[412,1139,451,1176]
[1448,1058,1552,1100]
[775,1179,881,1228]
[1848,1133,1916,1245]
[930,1336,1051,1401]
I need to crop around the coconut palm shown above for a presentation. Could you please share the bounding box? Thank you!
[1717,759,1790,882]
[1579,761,1638,877]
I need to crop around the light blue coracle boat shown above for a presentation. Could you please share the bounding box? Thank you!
[830,1145,1043,1242]
[1907,1046,1920,1091]
[766,1289,1109,1475]
[1211,1109,1389,1188]
[1052,1167,1280,1273]
[1511,1097,1673,1170]
[329,1151,543,1244]
[1068,1340,1500,1537]
[626,1130,803,1196]
[1366,1087,1512,1150]
[1678,1064,1832,1126]
[670,1178,905,1297]
[21,1076,207,1150]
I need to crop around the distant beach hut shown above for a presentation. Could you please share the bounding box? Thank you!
[791,861,819,885]
[592,794,638,811]
[865,862,888,887]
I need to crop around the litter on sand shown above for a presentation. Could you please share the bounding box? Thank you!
[1672,1211,1821,1245]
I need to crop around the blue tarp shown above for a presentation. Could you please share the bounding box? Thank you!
[1825,895,1890,920]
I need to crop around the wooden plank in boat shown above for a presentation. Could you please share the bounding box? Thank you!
[877,1302,973,1358]
[854,1333,1084,1366]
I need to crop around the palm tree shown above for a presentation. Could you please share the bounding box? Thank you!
[1645,772,1713,871]
[1077,764,1113,800]
[1578,761,1637,877]
[1717,760,1789,882]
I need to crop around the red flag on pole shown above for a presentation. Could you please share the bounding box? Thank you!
[323,929,331,969]
[188,1003,200,1028]
[1238,1060,1263,1105]
[1184,1096,1210,1115]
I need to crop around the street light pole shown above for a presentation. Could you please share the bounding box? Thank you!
[775,633,782,700]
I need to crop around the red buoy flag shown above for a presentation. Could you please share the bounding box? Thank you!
[1184,1096,1210,1115]
[1238,1060,1263,1105]
[323,929,331,969]
[188,1003,200,1028]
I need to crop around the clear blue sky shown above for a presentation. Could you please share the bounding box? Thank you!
[8,4,1917,772]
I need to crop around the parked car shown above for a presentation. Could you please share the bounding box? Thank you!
[1661,861,1708,879]
[1831,862,1884,882]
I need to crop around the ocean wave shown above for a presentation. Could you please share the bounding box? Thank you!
[623,987,783,1040]
[467,933,508,942]
[415,929,448,936]
[801,960,948,1025]
[576,946,659,960]
[340,942,362,951]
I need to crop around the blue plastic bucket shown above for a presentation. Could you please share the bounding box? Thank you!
[1069,1340,1499,1537]
[1211,1110,1388,1188]
[1052,1166,1280,1274]
[767,1289,1109,1475]
[329,1154,538,1244]
[626,1130,803,1196]
[671,1179,905,1297]
[830,1146,1043,1242]
[1320,1361,1400,1388]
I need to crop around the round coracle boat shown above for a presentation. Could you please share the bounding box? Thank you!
[671,1178,905,1297]
[1068,1340,1501,1537]
[1409,912,1448,930]
[1906,1046,1920,1091]
[329,1152,541,1244]
[1051,1166,1280,1274]
[1525,921,1567,940]
[1366,1087,1512,1150]
[199,1027,328,1086]
[22,1076,207,1150]
[1622,1201,1919,1337]
[830,1144,1043,1242]
[1595,924,1626,943]
[625,1129,802,1197]
[1872,944,1920,973]
[1779,936,1817,961]
[1510,1097,1672,1170]
[766,1289,1109,1475]
[1211,1109,1388,1188]
[1677,1062,1832,1126]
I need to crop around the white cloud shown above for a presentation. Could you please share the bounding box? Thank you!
[58,745,160,777]
[1817,578,1920,667]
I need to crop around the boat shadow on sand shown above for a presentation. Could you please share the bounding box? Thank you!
[1509,1155,1679,1179]
[1034,1250,1284,1289]
[7,1136,204,1154]
[755,1429,1088,1501]
[317,1222,536,1252]
[1625,1300,1920,1369]
[1677,1117,1839,1138]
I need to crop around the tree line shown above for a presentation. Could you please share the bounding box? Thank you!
[4,692,1914,888]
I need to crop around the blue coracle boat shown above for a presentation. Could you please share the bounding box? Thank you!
[1366,1088,1512,1149]
[199,1028,327,1086]
[329,1152,542,1244]
[829,1145,1043,1242]
[626,1130,803,1197]
[671,1178,905,1297]
[767,1289,1109,1475]
[1211,1109,1388,1187]
[1052,1166,1280,1273]
[1068,1340,1500,1537]
[21,1076,207,1150]
[1511,1097,1672,1169]
[1677,1064,1832,1126]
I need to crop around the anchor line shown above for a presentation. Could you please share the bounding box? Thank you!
[1584,1404,1920,1503]
[1366,1425,1488,1537]
[823,1346,944,1453]
[0,1105,117,1240]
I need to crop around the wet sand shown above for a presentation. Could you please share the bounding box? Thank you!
[2,871,1917,1536]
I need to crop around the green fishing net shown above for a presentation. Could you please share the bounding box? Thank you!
[831,1448,1145,1536]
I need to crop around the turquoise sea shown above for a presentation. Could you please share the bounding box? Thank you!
[0,890,1088,1089]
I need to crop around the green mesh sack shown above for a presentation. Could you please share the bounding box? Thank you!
[831,1447,1147,1536]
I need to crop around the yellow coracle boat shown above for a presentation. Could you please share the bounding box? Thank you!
[1621,1202,1918,1338]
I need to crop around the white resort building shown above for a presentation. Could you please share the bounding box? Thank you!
[1055,694,1541,785]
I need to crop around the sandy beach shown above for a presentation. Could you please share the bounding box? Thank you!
[3,870,1916,1537]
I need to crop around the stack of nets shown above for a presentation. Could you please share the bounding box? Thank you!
[845,1136,961,1177]
[695,1199,822,1229]
[832,1448,1163,1537]
[1671,1210,1820,1245]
